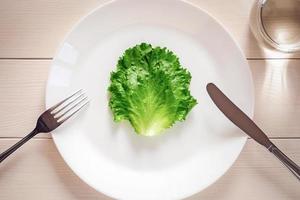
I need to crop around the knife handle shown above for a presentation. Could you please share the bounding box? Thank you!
[268,143,300,181]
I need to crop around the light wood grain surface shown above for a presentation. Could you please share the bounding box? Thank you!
[1,0,300,59]
[0,0,299,200]
[0,139,299,200]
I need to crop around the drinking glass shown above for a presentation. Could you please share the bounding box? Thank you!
[257,0,300,52]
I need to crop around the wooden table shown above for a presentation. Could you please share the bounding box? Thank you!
[0,0,299,199]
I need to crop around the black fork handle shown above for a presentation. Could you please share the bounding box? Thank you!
[0,129,38,163]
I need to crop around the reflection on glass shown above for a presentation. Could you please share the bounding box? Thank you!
[262,60,289,112]
[257,0,300,52]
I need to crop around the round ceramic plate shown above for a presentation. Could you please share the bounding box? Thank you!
[46,0,254,199]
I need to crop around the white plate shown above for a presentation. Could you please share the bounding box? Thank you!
[46,0,254,199]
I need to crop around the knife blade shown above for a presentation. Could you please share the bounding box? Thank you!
[206,83,272,148]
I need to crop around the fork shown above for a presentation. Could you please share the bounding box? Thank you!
[0,90,89,163]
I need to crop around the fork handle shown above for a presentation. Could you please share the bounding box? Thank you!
[0,129,38,163]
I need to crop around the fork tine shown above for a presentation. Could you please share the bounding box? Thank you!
[57,100,89,124]
[56,96,88,119]
[51,93,85,115]
[49,89,83,112]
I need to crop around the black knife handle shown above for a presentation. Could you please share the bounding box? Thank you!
[268,143,300,181]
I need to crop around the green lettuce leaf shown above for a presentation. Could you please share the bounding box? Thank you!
[108,43,197,136]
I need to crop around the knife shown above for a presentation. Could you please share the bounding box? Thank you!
[206,83,300,180]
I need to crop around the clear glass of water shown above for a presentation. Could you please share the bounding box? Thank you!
[257,0,300,52]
